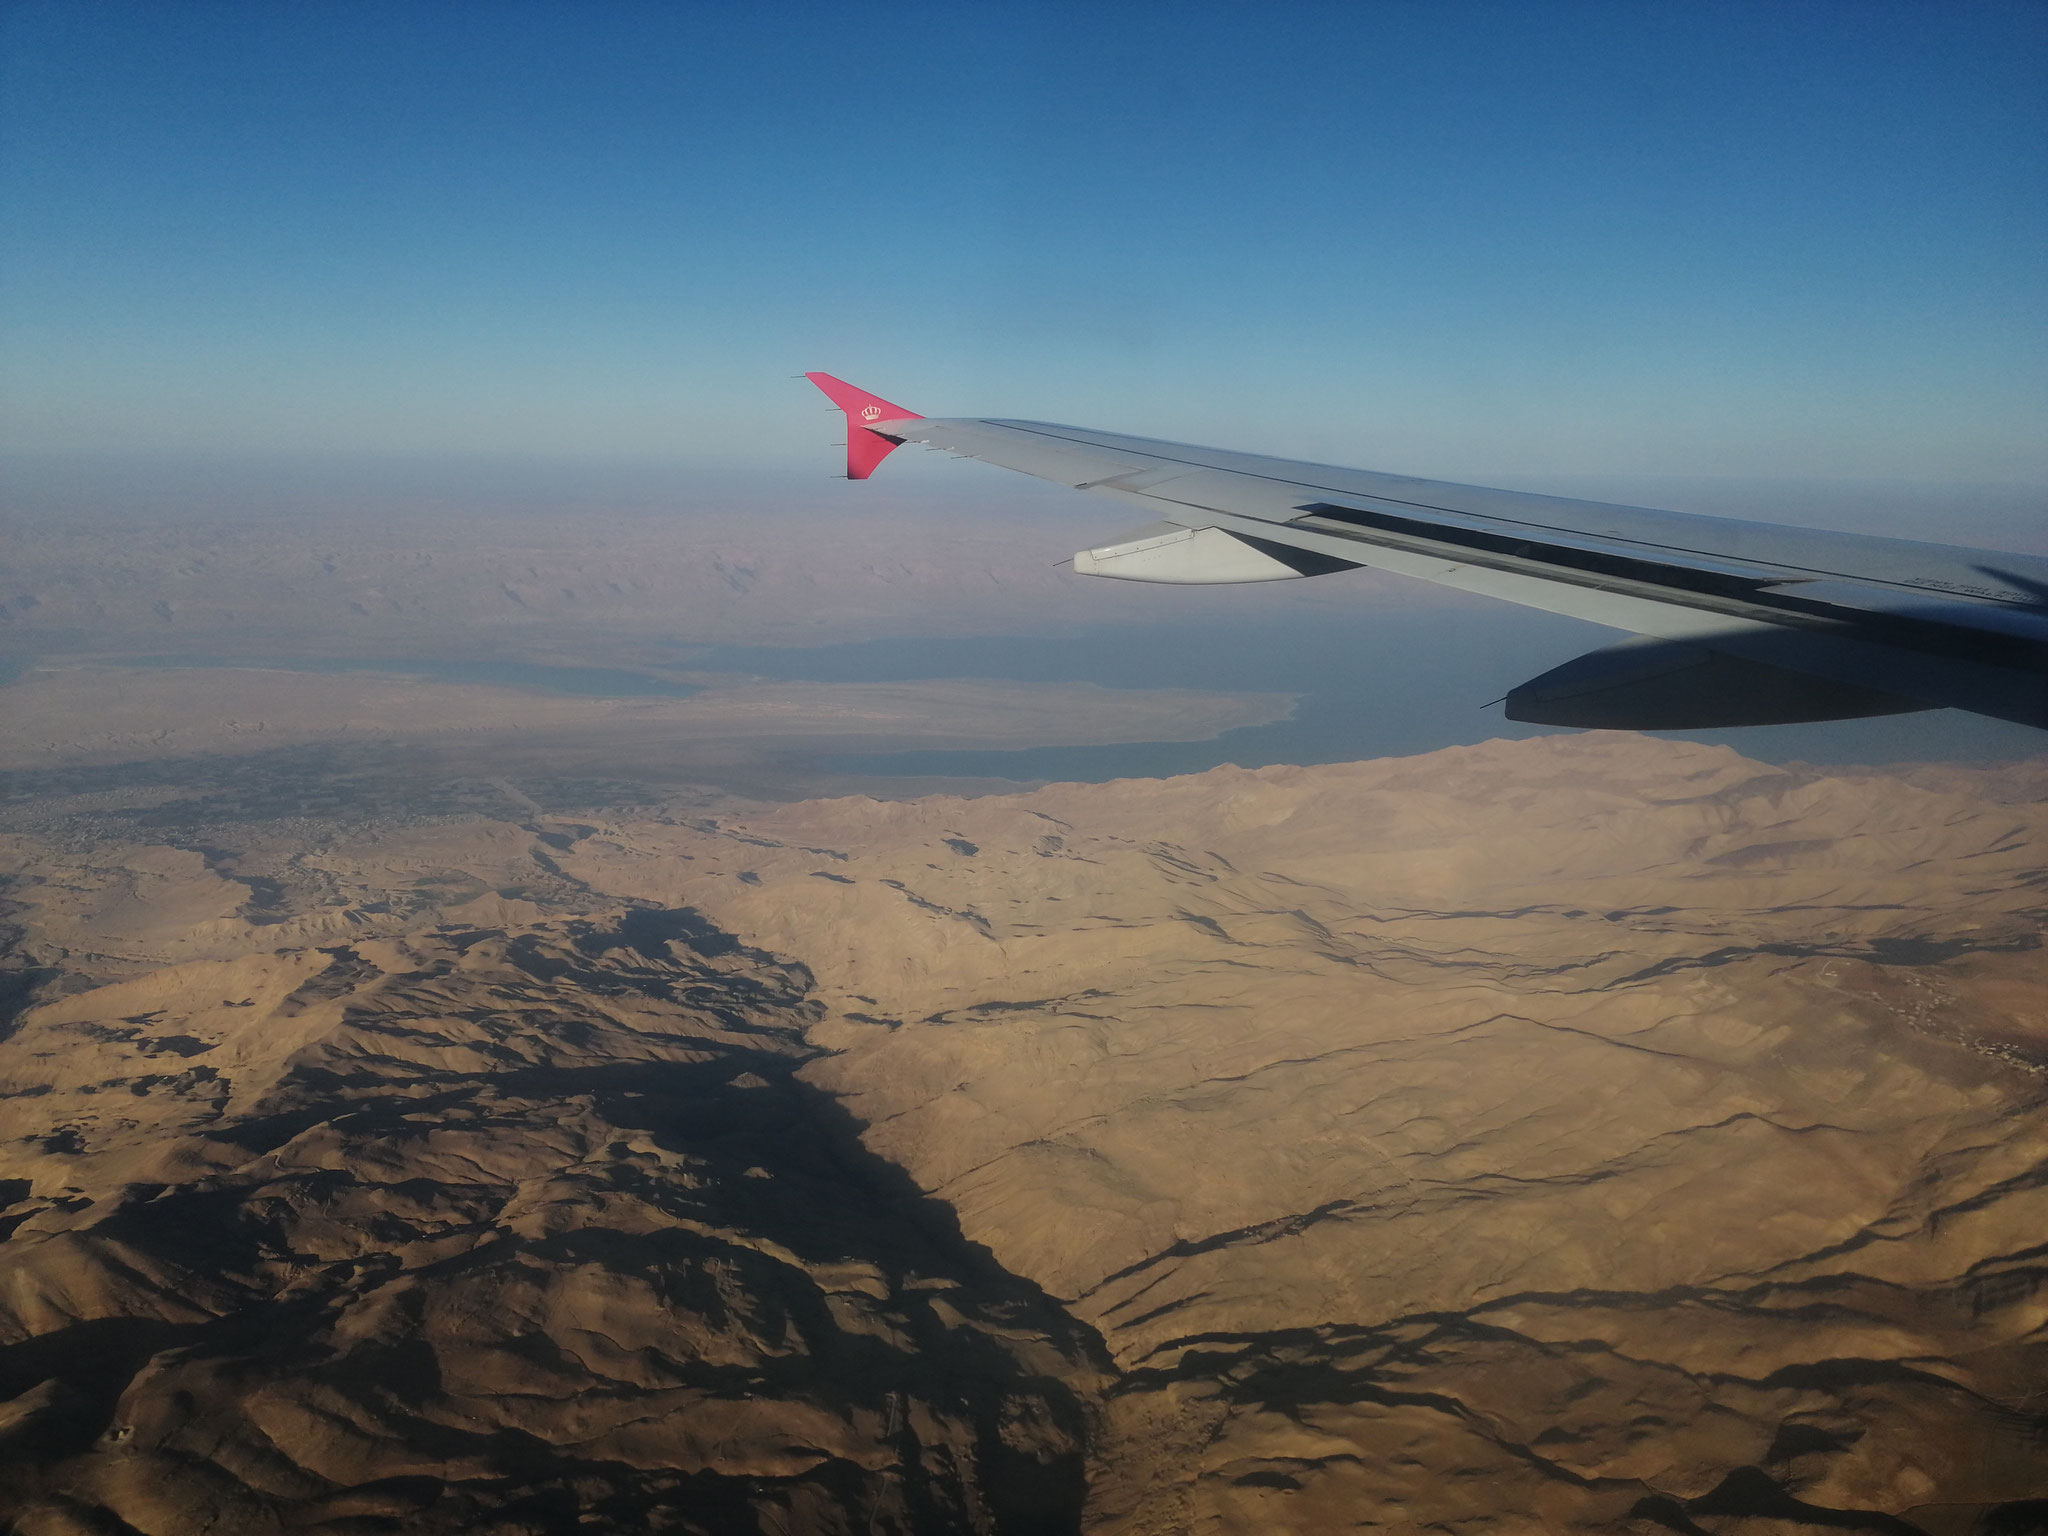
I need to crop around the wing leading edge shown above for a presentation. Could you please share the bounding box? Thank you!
[805,374,2048,732]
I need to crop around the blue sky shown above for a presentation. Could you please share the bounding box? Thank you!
[3,0,2044,483]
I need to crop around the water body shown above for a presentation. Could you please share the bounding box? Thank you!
[114,655,705,698]
[697,610,2048,776]
[46,619,2045,786]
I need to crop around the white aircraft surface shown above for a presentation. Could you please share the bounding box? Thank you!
[806,373,2048,732]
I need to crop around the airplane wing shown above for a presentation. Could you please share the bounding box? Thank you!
[804,372,2048,732]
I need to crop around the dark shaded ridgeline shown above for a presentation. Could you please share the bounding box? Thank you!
[0,906,1104,1533]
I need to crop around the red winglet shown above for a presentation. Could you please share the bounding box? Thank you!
[804,372,922,480]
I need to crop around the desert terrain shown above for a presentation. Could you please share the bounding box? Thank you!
[0,730,2043,1534]
[1,495,2045,1533]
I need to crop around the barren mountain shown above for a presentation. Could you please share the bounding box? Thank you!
[0,734,2043,1533]
[0,911,1101,1533]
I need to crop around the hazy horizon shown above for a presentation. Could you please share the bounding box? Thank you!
[6,446,2043,544]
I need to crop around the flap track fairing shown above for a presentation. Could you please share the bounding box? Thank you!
[1075,523,1359,585]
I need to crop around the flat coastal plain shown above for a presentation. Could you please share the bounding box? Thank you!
[0,733,2044,1536]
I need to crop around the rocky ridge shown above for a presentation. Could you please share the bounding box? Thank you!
[0,733,2043,1533]
[562,735,2048,1533]
[0,914,1098,1533]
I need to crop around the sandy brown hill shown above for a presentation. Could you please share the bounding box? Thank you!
[558,735,2048,1533]
[0,732,2044,1534]
[0,915,1099,1535]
